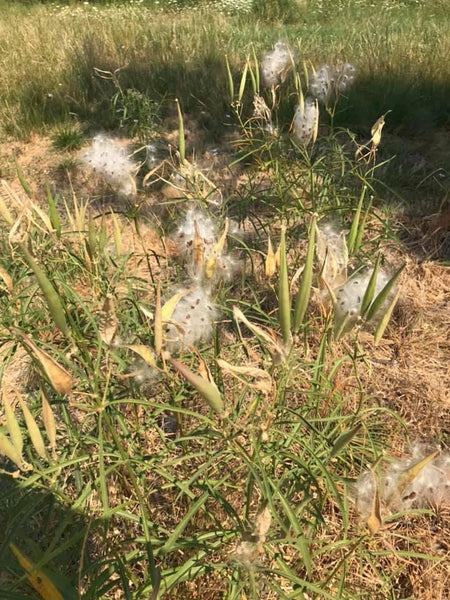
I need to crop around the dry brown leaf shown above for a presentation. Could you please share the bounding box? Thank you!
[19,398,46,460]
[216,358,273,393]
[367,471,382,534]
[0,266,13,295]
[11,330,73,395]
[99,294,119,346]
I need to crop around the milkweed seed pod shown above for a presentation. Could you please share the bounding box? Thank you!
[316,221,348,292]
[260,41,295,89]
[334,268,393,335]
[80,134,137,196]
[335,62,356,93]
[165,287,217,353]
[309,64,331,104]
[292,97,319,146]
[173,209,217,277]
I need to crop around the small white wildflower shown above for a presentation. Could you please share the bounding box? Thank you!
[165,287,217,353]
[260,41,295,89]
[292,97,319,146]
[80,134,137,196]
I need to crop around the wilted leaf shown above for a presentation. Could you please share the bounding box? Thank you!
[217,359,273,394]
[396,451,439,497]
[99,294,119,345]
[12,330,73,395]
[161,288,193,323]
[19,398,46,459]
[205,219,228,279]
[126,345,158,369]
[0,432,23,468]
[366,472,382,534]
[10,543,65,600]
[0,266,13,295]
[41,390,56,454]
[3,396,23,456]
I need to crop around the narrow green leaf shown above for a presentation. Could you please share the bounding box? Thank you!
[167,356,224,416]
[353,195,373,254]
[361,254,381,316]
[374,289,400,345]
[238,60,249,104]
[330,423,362,458]
[251,45,260,93]
[225,55,234,103]
[46,185,61,238]
[19,398,46,459]
[3,397,23,456]
[366,264,405,322]
[278,227,291,347]
[294,215,316,332]
[175,99,185,163]
[348,185,367,255]
[19,245,70,337]
[14,158,31,197]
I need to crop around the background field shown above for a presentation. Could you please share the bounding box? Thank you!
[0,1,449,599]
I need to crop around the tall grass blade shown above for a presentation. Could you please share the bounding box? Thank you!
[46,185,61,238]
[225,55,234,103]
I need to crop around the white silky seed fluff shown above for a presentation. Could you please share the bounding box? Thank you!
[292,97,318,146]
[80,133,137,196]
[260,41,293,89]
[165,287,217,353]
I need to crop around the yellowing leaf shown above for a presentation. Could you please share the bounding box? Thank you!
[161,288,192,323]
[0,431,23,469]
[0,265,13,295]
[205,219,229,279]
[396,451,439,497]
[99,294,119,346]
[41,390,56,454]
[9,543,64,600]
[126,345,158,369]
[19,398,46,460]
[3,396,23,456]
[265,236,276,279]
[12,331,73,395]
[366,471,382,534]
